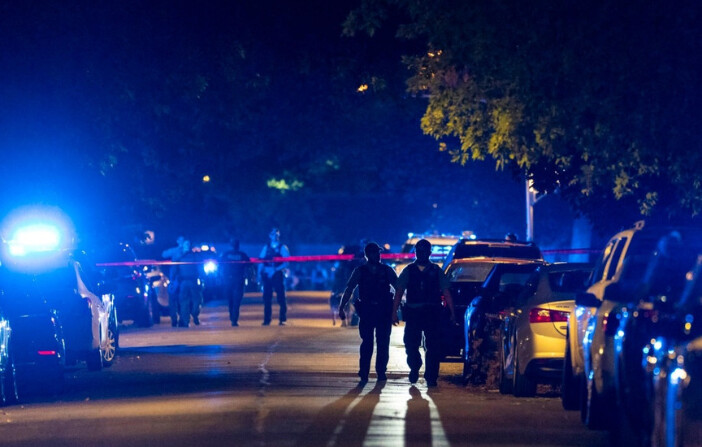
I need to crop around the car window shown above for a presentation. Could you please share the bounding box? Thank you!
[605,237,628,280]
[591,240,616,283]
[446,263,496,282]
[498,272,533,291]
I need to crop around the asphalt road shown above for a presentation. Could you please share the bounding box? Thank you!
[0,291,610,447]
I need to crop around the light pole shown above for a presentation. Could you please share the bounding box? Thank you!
[525,178,544,242]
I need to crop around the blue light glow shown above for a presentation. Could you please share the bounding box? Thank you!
[8,223,61,256]
[204,260,218,274]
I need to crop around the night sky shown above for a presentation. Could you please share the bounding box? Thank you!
[0,1,569,251]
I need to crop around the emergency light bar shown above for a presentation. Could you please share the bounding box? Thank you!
[8,223,62,256]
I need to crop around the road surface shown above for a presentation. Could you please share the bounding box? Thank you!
[0,291,609,447]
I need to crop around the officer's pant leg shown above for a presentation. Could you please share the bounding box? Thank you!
[274,273,287,323]
[178,284,192,326]
[231,282,244,324]
[169,292,179,325]
[375,318,392,375]
[191,287,202,319]
[423,314,442,382]
[262,277,273,324]
[358,316,374,379]
[403,319,423,372]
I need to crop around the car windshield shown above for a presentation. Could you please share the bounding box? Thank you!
[454,243,542,260]
[446,262,496,282]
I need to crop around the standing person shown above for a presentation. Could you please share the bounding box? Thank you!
[174,240,204,328]
[162,236,188,327]
[338,242,398,383]
[392,239,456,387]
[221,239,250,327]
[257,227,290,326]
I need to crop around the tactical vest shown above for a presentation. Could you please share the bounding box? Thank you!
[262,244,283,268]
[358,264,392,304]
[405,263,442,305]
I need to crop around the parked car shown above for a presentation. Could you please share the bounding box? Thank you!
[462,261,542,383]
[442,238,543,269]
[647,268,702,447]
[144,264,170,322]
[567,220,702,430]
[443,257,541,362]
[497,263,592,396]
[609,232,702,445]
[95,243,156,327]
[0,248,118,379]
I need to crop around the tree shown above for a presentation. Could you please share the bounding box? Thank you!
[344,0,702,234]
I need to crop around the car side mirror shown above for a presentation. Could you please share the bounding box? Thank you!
[575,291,601,308]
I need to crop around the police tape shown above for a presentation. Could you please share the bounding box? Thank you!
[96,253,428,267]
[94,248,600,268]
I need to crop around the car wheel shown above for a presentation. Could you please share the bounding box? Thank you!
[0,353,18,405]
[86,348,103,371]
[562,337,580,410]
[513,351,536,397]
[101,323,117,367]
[136,296,154,328]
[498,339,512,395]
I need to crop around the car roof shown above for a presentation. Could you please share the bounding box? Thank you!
[447,257,543,266]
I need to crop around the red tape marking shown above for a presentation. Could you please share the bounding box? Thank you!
[95,249,600,267]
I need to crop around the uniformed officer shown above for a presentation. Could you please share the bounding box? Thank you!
[338,242,398,383]
[174,240,204,327]
[257,228,290,326]
[392,239,455,387]
[221,239,250,326]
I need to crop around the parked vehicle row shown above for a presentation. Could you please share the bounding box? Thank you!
[560,219,702,447]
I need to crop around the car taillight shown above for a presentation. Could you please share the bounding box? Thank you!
[37,350,57,356]
[529,307,569,323]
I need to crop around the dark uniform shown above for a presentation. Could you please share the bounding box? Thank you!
[175,250,203,327]
[393,239,455,387]
[258,229,290,326]
[221,241,250,326]
[339,242,398,382]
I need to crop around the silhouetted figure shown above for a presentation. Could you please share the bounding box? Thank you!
[258,227,290,326]
[339,242,398,383]
[173,240,203,327]
[221,239,250,326]
[162,236,188,326]
[392,239,456,387]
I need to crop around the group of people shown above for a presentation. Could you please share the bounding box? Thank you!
[338,239,455,387]
[163,230,453,387]
[162,227,290,328]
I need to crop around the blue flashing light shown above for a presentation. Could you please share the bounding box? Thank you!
[204,260,218,274]
[8,224,62,256]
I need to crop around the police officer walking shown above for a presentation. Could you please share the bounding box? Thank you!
[392,239,455,387]
[221,239,250,326]
[174,240,204,327]
[338,242,398,383]
[258,227,290,326]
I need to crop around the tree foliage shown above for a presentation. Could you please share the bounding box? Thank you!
[345,0,702,233]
